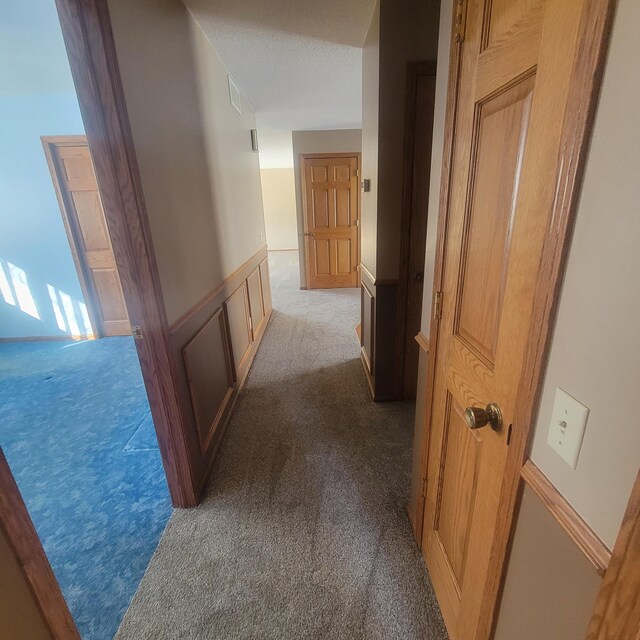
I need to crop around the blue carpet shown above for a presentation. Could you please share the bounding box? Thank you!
[0,337,173,640]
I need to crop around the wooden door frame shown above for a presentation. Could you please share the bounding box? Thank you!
[42,135,104,339]
[0,447,80,639]
[54,0,198,508]
[300,152,362,290]
[396,60,437,398]
[586,469,640,639]
[413,0,617,638]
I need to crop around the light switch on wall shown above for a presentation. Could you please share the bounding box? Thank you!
[547,388,590,469]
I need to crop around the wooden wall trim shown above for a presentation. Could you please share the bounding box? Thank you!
[359,263,398,286]
[55,0,198,507]
[168,250,272,498]
[586,469,640,640]
[169,245,268,336]
[410,0,465,545]
[0,448,80,639]
[415,331,430,353]
[521,460,611,576]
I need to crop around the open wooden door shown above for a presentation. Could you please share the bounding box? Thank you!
[0,447,79,639]
[42,136,130,337]
[301,154,360,289]
[419,1,614,638]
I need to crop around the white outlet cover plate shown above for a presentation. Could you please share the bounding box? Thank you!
[547,387,590,469]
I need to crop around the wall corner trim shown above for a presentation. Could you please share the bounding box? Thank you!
[521,460,611,576]
[415,331,430,353]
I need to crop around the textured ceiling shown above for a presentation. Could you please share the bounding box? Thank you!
[184,0,376,131]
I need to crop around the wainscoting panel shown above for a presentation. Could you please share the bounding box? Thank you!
[260,258,272,316]
[182,308,234,454]
[168,246,272,497]
[225,282,253,381]
[247,267,266,340]
[359,263,400,400]
[361,282,374,375]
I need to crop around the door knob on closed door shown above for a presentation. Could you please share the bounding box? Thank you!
[464,403,503,431]
[304,232,316,237]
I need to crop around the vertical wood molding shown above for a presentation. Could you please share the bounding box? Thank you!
[55,0,199,506]
[411,0,465,545]
[0,448,80,639]
[586,469,640,640]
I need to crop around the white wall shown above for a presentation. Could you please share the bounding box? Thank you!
[529,0,640,549]
[260,168,298,250]
[360,1,380,277]
[0,0,88,339]
[108,0,265,325]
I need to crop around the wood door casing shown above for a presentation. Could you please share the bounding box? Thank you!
[42,136,129,337]
[419,1,612,639]
[401,65,437,398]
[302,154,360,289]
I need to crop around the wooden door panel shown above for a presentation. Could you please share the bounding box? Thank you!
[335,238,353,275]
[311,164,329,182]
[312,188,330,228]
[303,155,359,289]
[484,0,543,49]
[434,395,482,586]
[93,268,127,321]
[335,188,352,227]
[457,77,534,366]
[71,191,111,251]
[334,163,351,182]
[314,238,331,275]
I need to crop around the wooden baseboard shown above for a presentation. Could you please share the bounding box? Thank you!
[521,460,611,575]
[0,335,94,343]
[267,248,298,252]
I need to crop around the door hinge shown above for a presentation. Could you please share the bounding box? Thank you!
[433,291,443,321]
[131,325,143,340]
[454,0,467,43]
[421,474,428,498]
[355,219,360,227]
[355,168,360,177]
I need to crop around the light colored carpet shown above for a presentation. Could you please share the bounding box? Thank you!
[115,251,447,640]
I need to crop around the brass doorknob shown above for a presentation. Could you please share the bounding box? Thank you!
[464,403,503,431]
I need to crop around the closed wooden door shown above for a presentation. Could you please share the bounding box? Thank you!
[43,136,129,337]
[302,154,359,289]
[421,1,598,638]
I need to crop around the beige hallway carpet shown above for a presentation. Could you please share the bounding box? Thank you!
[115,251,447,640]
